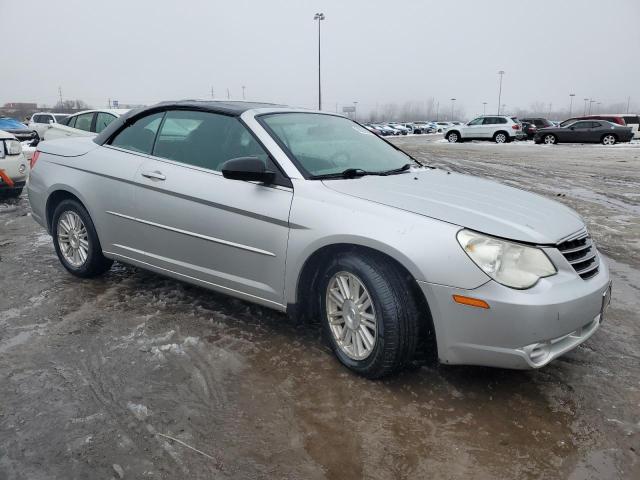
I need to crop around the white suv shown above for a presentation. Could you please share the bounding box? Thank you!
[28,112,70,140]
[446,115,521,143]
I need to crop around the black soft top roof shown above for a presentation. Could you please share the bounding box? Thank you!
[94,99,285,145]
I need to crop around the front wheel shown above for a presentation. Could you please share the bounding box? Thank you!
[319,252,419,378]
[542,134,557,145]
[602,134,616,145]
[446,131,460,143]
[52,199,113,277]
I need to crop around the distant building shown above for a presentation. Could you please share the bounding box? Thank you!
[3,102,38,110]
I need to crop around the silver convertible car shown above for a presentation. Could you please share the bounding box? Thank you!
[28,101,612,378]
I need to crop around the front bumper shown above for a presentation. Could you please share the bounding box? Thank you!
[419,253,611,369]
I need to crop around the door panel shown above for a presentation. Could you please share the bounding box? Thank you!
[80,146,146,256]
[131,159,293,307]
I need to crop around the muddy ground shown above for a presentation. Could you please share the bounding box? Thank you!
[1,138,638,479]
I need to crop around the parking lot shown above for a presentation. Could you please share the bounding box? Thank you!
[1,137,639,479]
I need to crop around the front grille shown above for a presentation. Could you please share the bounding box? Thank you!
[557,231,599,280]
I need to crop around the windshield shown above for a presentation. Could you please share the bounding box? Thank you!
[54,114,69,123]
[260,113,412,178]
[560,119,576,127]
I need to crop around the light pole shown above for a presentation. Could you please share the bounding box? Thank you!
[242,86,246,100]
[482,102,487,115]
[497,70,505,115]
[583,98,589,115]
[450,98,456,121]
[435,101,439,121]
[596,102,601,114]
[569,93,575,117]
[627,96,631,114]
[313,12,325,110]
[588,99,595,115]
[353,101,358,121]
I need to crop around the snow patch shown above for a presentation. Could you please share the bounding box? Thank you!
[127,402,150,420]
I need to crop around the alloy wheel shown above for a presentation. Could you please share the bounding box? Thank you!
[326,271,377,360]
[543,134,556,145]
[448,133,458,143]
[57,211,89,267]
[495,133,507,143]
[602,135,616,145]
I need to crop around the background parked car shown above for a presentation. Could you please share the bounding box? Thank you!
[0,117,38,144]
[364,124,384,135]
[520,117,555,130]
[0,129,30,198]
[434,122,452,133]
[559,114,639,139]
[412,122,434,134]
[521,121,537,140]
[28,112,70,140]
[534,120,633,145]
[43,109,129,141]
[387,123,409,135]
[445,115,521,143]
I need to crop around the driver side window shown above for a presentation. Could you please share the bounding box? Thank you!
[467,118,483,126]
[151,110,270,171]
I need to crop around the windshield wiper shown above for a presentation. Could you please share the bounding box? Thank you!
[310,164,413,180]
[377,163,412,176]
[309,168,371,180]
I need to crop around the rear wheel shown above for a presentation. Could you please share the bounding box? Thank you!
[493,131,510,143]
[446,131,460,143]
[543,134,557,145]
[318,252,419,378]
[601,134,616,145]
[52,199,113,277]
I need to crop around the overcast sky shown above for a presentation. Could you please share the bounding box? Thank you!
[2,0,639,116]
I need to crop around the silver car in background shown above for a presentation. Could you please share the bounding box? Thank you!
[27,101,612,378]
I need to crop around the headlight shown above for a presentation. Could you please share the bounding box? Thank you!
[457,229,556,289]
[5,139,22,156]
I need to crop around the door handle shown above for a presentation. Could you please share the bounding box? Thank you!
[141,170,166,181]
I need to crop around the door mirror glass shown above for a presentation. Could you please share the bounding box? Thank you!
[222,157,275,183]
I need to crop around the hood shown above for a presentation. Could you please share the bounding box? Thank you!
[322,168,584,244]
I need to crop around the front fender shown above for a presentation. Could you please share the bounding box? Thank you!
[284,181,490,305]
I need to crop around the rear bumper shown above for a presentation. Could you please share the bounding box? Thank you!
[0,152,29,188]
[419,255,611,369]
[0,180,26,190]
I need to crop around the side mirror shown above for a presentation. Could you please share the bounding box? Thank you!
[221,157,275,184]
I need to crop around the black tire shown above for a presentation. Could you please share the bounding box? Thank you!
[51,199,113,278]
[318,251,419,379]
[542,133,557,145]
[493,131,510,143]
[446,131,461,143]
